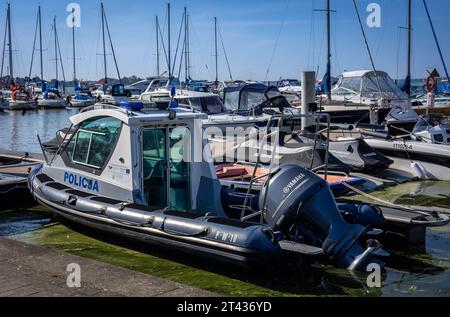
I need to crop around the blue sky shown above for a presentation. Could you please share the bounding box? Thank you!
[1,0,450,82]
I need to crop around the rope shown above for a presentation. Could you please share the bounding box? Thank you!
[341,181,413,210]
[264,0,291,81]
[217,22,233,81]
[171,12,185,76]
[352,0,382,95]
[28,11,39,79]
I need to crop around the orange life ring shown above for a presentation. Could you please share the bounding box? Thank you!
[426,75,437,92]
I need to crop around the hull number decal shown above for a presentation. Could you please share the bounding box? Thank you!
[393,143,413,151]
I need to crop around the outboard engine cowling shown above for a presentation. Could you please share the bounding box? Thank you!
[260,164,386,270]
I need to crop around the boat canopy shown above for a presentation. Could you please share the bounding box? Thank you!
[333,70,408,100]
[222,83,282,113]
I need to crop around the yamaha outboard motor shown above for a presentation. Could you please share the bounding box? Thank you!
[260,164,386,270]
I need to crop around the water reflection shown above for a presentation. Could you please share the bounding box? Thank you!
[0,109,77,152]
[0,207,448,297]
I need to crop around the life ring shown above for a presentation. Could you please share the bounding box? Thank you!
[426,75,437,93]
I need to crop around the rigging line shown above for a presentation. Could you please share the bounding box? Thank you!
[307,1,315,69]
[264,0,291,81]
[422,0,450,81]
[352,0,382,95]
[0,9,7,88]
[28,11,39,79]
[55,23,66,84]
[103,7,122,83]
[158,21,170,74]
[177,36,185,81]
[217,21,233,81]
[395,27,402,81]
[171,11,186,76]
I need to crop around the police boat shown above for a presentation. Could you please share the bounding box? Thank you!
[29,102,391,270]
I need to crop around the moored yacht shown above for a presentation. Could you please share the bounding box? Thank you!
[325,70,419,129]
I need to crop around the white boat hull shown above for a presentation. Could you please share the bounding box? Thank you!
[68,99,96,108]
[364,138,450,181]
[6,100,37,111]
[37,99,66,109]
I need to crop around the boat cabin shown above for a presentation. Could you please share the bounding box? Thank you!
[41,105,225,216]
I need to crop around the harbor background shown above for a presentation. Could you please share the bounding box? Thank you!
[1,109,449,297]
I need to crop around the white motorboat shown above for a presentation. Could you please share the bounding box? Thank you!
[362,114,450,180]
[37,90,66,109]
[325,70,419,128]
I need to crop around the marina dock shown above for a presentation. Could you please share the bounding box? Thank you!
[0,237,217,297]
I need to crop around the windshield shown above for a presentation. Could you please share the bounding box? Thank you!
[361,73,407,99]
[240,90,267,111]
[224,90,239,111]
[413,115,450,133]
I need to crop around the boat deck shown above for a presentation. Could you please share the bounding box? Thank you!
[0,237,217,297]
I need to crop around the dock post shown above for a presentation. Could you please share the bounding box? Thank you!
[301,71,316,129]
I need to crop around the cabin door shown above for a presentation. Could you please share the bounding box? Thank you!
[142,126,190,210]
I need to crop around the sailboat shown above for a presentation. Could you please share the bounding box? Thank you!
[66,6,96,108]
[35,14,66,109]
[1,3,36,111]
[92,2,129,106]
[317,0,418,129]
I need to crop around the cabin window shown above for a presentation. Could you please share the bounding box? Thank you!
[224,91,239,112]
[66,116,122,169]
[142,126,190,211]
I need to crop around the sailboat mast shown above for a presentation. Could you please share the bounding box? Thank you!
[101,2,107,84]
[405,0,412,97]
[7,3,13,83]
[54,16,58,82]
[72,8,76,82]
[214,17,218,83]
[326,0,331,100]
[184,6,188,82]
[38,5,43,81]
[156,15,160,77]
[168,2,171,80]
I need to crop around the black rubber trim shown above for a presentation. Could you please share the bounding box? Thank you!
[46,182,71,190]
[90,196,123,205]
[164,210,202,219]
[208,217,258,229]
[34,195,272,263]
[66,189,94,198]
[125,204,160,212]
[36,174,54,183]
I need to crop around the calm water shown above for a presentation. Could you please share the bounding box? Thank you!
[0,108,77,152]
[0,182,449,297]
[0,109,449,296]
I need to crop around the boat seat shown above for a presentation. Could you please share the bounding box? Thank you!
[46,182,71,190]
[164,210,203,219]
[36,174,54,183]
[90,196,124,205]
[208,217,258,229]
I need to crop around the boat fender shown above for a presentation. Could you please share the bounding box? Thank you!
[410,161,428,179]
[70,197,107,215]
[105,205,155,226]
[161,217,211,237]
